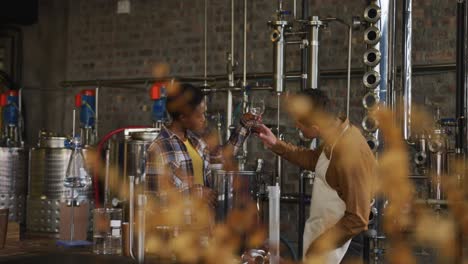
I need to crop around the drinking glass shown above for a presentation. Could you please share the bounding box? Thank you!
[249,98,265,117]
[93,208,122,255]
[249,98,265,133]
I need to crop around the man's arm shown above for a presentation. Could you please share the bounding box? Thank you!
[306,144,375,255]
[270,140,321,171]
[256,124,321,171]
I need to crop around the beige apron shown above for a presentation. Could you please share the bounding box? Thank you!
[303,125,351,263]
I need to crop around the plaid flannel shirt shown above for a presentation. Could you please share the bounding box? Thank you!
[145,124,250,190]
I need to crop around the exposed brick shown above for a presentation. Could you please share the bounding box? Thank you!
[19,0,462,246]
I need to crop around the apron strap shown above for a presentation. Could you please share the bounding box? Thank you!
[329,124,350,160]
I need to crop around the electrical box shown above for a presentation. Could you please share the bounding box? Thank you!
[117,0,131,14]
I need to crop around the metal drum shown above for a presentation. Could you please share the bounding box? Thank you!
[0,147,27,223]
[27,136,94,234]
[124,131,159,183]
[212,170,257,221]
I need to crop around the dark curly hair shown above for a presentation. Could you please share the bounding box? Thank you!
[166,83,204,120]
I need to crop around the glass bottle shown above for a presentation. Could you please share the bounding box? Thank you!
[63,136,91,242]
[64,137,91,190]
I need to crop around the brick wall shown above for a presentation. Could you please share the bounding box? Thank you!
[20,0,458,250]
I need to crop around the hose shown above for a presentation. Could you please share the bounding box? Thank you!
[93,126,150,207]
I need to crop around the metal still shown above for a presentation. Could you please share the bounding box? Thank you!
[27,134,94,234]
[123,129,159,262]
[0,147,27,223]
[212,170,258,222]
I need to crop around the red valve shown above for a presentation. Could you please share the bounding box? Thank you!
[7,90,19,97]
[0,93,6,107]
[150,83,161,100]
[75,94,82,107]
[82,89,95,96]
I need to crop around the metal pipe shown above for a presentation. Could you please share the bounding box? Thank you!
[458,0,466,248]
[69,188,75,241]
[271,21,288,93]
[128,175,135,259]
[202,0,209,111]
[226,0,235,142]
[257,194,313,204]
[231,0,234,62]
[18,88,23,144]
[268,185,280,264]
[293,0,297,19]
[286,40,303,45]
[456,0,466,153]
[202,86,273,93]
[226,90,233,141]
[298,171,305,258]
[241,0,248,170]
[367,2,392,254]
[308,16,323,89]
[276,95,281,185]
[277,133,284,187]
[389,0,397,112]
[104,148,110,207]
[18,88,22,115]
[136,194,146,263]
[203,0,208,86]
[300,0,308,90]
[377,0,391,108]
[403,0,413,141]
[278,0,283,12]
[59,63,459,88]
[95,86,99,141]
[298,0,309,253]
[346,26,352,118]
[285,31,307,37]
[243,0,247,88]
[72,109,76,137]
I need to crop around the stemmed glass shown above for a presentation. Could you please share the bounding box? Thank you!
[249,98,265,132]
[249,98,265,117]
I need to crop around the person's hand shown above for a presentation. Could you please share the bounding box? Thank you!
[240,113,262,129]
[255,124,278,148]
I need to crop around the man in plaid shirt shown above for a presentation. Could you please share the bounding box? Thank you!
[145,83,255,195]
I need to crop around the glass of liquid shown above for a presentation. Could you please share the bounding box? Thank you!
[249,97,265,133]
[249,97,265,117]
[93,208,122,255]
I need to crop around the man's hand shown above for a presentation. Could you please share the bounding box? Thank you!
[255,124,278,148]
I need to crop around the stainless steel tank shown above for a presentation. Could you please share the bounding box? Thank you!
[123,129,159,259]
[212,170,258,222]
[0,147,27,223]
[124,130,159,183]
[27,136,94,234]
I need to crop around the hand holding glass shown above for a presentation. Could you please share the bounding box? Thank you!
[249,98,265,133]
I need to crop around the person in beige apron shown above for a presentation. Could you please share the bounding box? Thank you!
[255,89,376,264]
[303,124,350,263]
